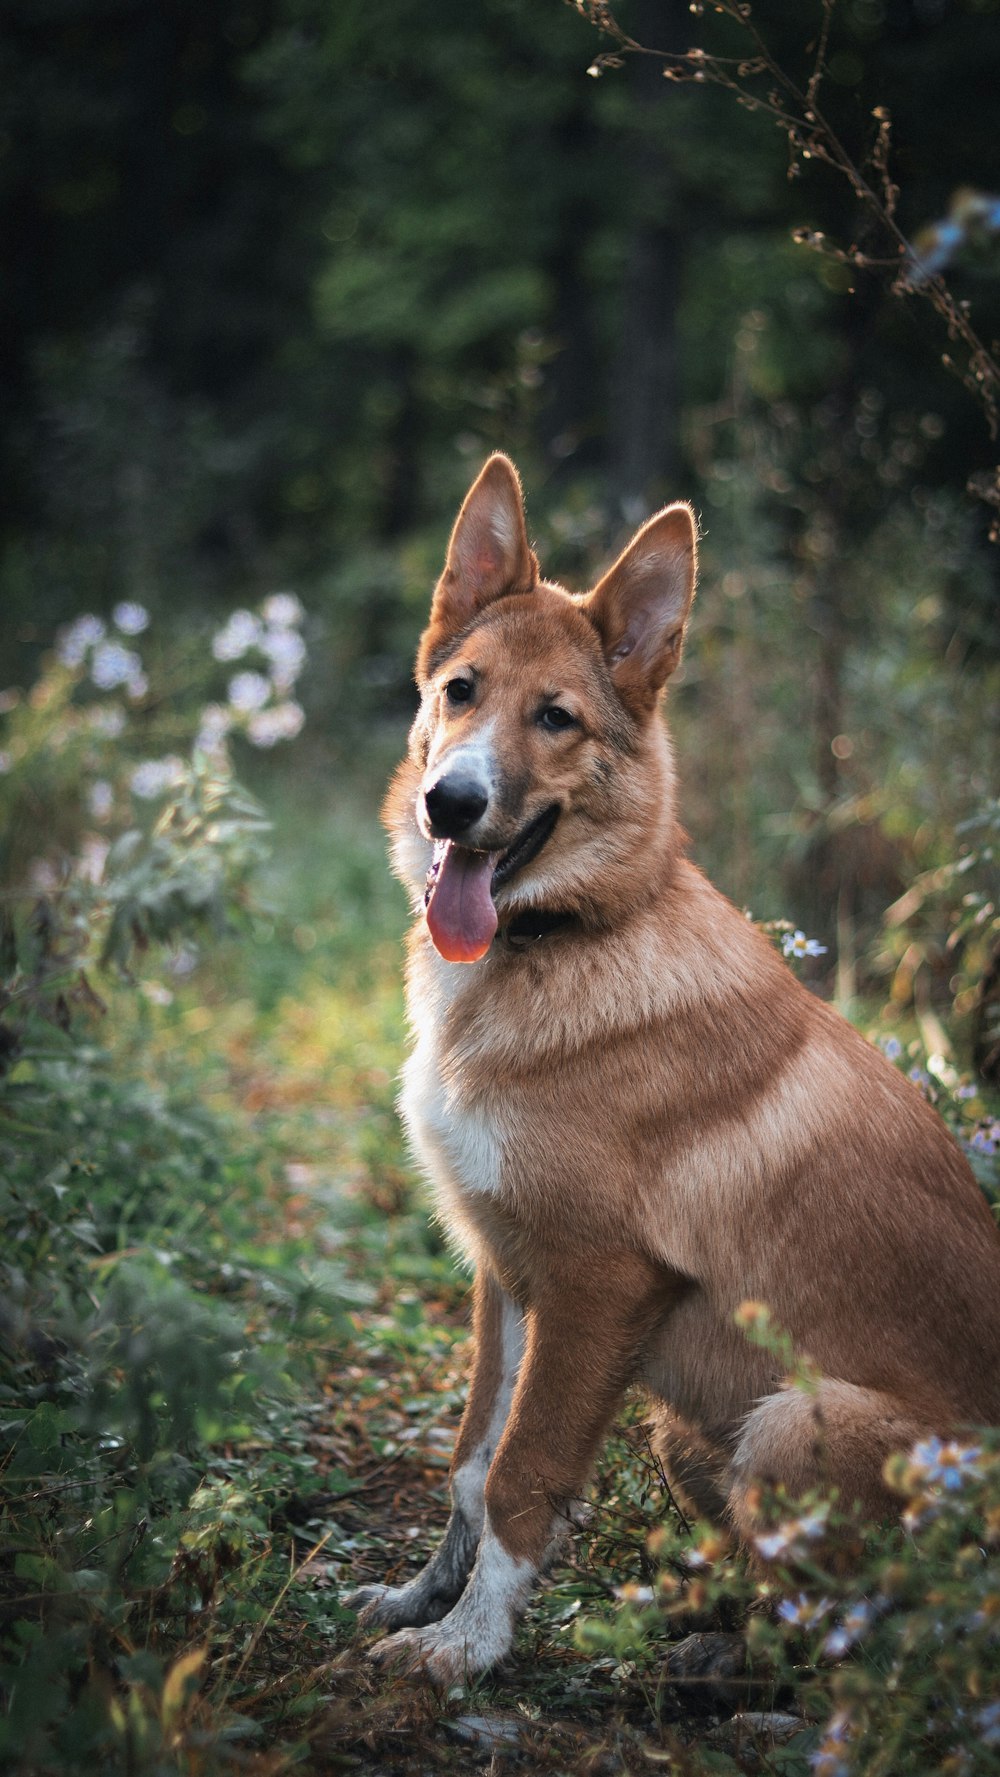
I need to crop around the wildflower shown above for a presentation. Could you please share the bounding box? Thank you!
[260,625,306,690]
[227,670,271,713]
[0,750,11,774]
[246,701,305,747]
[908,1435,983,1490]
[777,1591,833,1629]
[91,640,143,691]
[112,600,150,635]
[195,703,232,754]
[880,1035,903,1061]
[140,980,174,1007]
[977,1700,1000,1748]
[781,930,828,959]
[822,1599,875,1658]
[88,780,114,821]
[969,1121,1000,1157]
[169,945,198,978]
[86,705,126,737]
[125,669,148,701]
[261,591,304,627]
[212,609,262,661]
[77,836,109,885]
[809,1708,854,1777]
[955,1081,979,1101]
[57,614,105,667]
[755,1502,830,1562]
[613,1582,654,1604]
[129,757,185,800]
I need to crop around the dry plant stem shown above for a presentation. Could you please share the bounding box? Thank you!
[572,0,1000,460]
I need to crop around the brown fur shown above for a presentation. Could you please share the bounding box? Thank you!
[357,453,1000,1680]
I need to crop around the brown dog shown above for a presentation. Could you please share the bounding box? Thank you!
[351,453,1000,1683]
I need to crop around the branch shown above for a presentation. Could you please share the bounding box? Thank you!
[569,0,1000,527]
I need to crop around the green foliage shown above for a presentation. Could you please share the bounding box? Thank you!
[573,1313,1000,1776]
[0,616,367,1774]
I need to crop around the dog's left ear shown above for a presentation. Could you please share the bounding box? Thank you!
[584,503,698,712]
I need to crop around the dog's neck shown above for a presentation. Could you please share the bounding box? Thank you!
[495,907,577,950]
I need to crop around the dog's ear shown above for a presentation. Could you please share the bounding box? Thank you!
[584,503,697,712]
[421,456,537,664]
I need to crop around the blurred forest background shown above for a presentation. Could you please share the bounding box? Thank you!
[3,0,999,948]
[3,2,1000,1771]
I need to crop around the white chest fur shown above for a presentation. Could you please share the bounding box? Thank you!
[399,963,504,1249]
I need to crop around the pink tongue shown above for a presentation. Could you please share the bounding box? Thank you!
[426,843,499,963]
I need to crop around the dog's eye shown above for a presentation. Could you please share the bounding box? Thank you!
[540,705,575,732]
[445,679,473,706]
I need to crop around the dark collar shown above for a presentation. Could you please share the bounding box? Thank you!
[496,908,576,950]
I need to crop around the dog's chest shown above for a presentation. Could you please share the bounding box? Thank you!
[399,978,506,1241]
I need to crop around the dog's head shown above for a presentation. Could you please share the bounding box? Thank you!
[386,454,698,963]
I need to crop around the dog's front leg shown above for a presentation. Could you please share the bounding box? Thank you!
[348,1268,524,1631]
[369,1261,663,1684]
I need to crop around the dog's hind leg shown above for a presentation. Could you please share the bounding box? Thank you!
[726,1379,934,1542]
[348,1269,523,1631]
[648,1406,731,1526]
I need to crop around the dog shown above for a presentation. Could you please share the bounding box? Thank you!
[350,453,1000,1684]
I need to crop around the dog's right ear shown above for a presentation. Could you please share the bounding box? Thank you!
[419,456,537,672]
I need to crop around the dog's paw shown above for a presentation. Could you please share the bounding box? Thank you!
[365,1596,515,1687]
[344,1579,454,1633]
[344,1581,395,1627]
[367,1623,472,1687]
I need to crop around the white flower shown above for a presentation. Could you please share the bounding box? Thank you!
[77,836,110,884]
[86,705,126,737]
[212,609,262,661]
[782,930,828,960]
[260,625,306,689]
[126,670,149,701]
[91,641,143,691]
[129,756,185,800]
[977,1701,1000,1748]
[57,614,105,667]
[227,670,271,713]
[0,751,11,775]
[908,1435,983,1490]
[261,591,303,627]
[809,1708,854,1777]
[195,703,232,754]
[755,1502,830,1561]
[88,780,114,821]
[169,945,198,978]
[112,601,150,635]
[613,1583,654,1604]
[822,1600,875,1658]
[140,980,174,1007]
[777,1592,833,1629]
[246,701,305,747]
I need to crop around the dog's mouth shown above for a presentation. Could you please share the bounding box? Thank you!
[423,803,560,964]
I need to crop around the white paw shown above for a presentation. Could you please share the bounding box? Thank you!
[368,1618,499,1686]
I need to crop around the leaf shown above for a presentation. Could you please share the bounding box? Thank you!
[26,1401,64,1453]
[161,1645,207,1730]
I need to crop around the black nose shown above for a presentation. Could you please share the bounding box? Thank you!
[424,774,489,839]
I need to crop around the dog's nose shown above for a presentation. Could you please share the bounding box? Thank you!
[424,773,489,839]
